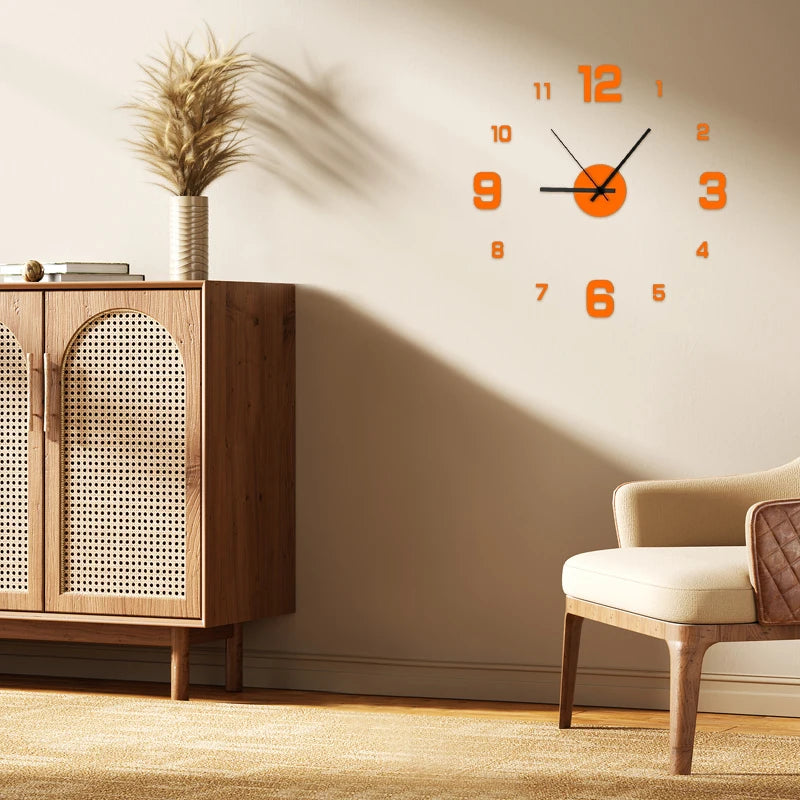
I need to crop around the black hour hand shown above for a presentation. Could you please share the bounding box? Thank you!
[540,187,616,194]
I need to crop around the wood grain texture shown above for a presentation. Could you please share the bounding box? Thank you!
[558,611,583,729]
[564,595,800,774]
[225,622,244,691]
[202,282,295,626]
[0,282,205,291]
[0,292,44,611]
[565,596,800,644]
[43,290,202,619]
[666,630,715,775]
[0,619,222,645]
[170,627,190,700]
[0,609,205,626]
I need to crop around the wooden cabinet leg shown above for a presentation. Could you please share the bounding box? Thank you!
[171,628,190,701]
[225,623,244,692]
[559,611,584,729]
[666,629,715,775]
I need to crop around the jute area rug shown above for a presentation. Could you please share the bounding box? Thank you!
[0,688,798,799]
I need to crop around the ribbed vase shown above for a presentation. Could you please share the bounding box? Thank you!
[169,195,209,281]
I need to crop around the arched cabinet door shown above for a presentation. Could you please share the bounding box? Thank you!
[0,292,43,611]
[44,290,201,618]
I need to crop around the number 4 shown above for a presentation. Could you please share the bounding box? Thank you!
[696,241,709,258]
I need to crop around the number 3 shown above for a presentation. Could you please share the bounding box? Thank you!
[699,172,726,210]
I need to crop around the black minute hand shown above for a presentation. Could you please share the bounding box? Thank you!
[590,128,651,202]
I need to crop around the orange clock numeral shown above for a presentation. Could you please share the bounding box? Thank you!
[653,284,666,302]
[535,283,548,300]
[579,64,622,103]
[656,80,663,97]
[491,125,512,143]
[697,123,710,141]
[491,241,504,258]
[696,241,709,258]
[699,172,726,209]
[473,172,501,209]
[586,279,615,318]
[533,82,551,100]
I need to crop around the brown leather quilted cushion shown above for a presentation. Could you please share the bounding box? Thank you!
[748,499,800,624]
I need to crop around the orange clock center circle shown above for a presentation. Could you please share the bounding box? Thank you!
[574,164,627,217]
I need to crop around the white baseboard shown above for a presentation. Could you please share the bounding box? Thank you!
[0,641,798,717]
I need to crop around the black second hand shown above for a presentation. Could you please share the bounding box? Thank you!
[549,129,610,202]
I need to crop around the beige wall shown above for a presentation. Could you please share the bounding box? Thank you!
[0,0,799,714]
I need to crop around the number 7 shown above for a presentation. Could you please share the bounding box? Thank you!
[536,283,548,300]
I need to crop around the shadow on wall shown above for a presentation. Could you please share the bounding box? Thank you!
[247,55,397,203]
[269,287,664,670]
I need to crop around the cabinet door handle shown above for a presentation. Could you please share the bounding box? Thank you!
[43,352,50,436]
[26,353,33,431]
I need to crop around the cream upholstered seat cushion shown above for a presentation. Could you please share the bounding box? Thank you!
[562,547,756,624]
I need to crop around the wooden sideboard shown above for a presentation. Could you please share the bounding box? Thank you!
[0,281,295,699]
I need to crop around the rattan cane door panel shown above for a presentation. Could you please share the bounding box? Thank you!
[0,292,43,611]
[44,290,201,618]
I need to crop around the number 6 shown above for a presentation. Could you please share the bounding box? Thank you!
[586,279,615,318]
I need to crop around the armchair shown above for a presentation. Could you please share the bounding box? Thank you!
[559,457,800,774]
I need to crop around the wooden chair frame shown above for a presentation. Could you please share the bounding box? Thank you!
[559,596,800,774]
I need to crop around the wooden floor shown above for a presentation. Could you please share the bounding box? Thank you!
[1,673,799,737]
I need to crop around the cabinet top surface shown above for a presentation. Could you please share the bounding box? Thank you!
[0,281,205,291]
[0,281,291,291]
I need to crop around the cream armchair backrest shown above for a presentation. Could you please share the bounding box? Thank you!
[613,457,800,547]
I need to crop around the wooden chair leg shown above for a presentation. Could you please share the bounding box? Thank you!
[225,623,244,692]
[559,611,584,728]
[666,629,715,775]
[171,628,190,701]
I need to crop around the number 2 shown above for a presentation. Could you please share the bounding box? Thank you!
[697,123,710,141]
[473,172,501,209]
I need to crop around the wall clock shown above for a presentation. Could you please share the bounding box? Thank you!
[473,64,726,318]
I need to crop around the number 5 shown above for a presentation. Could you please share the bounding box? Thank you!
[699,172,726,209]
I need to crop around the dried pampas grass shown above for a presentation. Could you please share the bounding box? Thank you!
[126,27,254,196]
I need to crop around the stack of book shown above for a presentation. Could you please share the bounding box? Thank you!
[0,262,144,282]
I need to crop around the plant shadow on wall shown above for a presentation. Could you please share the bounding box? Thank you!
[247,55,396,203]
[279,288,665,671]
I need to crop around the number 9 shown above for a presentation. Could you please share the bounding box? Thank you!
[473,172,501,209]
